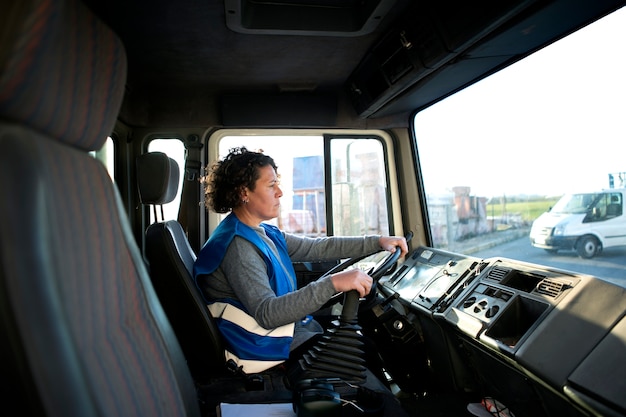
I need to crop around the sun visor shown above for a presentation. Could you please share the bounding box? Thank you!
[224,0,397,36]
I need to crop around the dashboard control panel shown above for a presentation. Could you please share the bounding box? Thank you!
[381,246,483,313]
[382,246,581,353]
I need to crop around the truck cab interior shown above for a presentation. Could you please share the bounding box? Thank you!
[1,1,625,416]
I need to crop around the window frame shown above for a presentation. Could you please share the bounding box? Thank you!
[205,129,403,241]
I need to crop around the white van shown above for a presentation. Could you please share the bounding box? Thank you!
[530,189,626,258]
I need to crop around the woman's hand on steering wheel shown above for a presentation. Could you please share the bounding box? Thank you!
[378,236,409,259]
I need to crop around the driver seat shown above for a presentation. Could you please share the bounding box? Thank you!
[136,152,298,408]
[136,152,226,381]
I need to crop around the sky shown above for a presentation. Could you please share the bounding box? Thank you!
[414,6,626,198]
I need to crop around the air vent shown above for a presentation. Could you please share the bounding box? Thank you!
[486,266,509,282]
[535,279,568,298]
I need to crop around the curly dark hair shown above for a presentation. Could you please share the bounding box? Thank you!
[202,146,278,213]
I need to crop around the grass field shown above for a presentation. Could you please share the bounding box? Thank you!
[486,197,561,223]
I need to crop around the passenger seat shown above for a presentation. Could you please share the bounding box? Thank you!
[0,0,201,416]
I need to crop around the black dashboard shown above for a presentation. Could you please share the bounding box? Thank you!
[376,246,626,417]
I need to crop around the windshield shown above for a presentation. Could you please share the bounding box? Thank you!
[550,194,599,214]
[414,7,626,288]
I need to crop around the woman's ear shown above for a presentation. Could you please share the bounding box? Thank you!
[240,187,249,203]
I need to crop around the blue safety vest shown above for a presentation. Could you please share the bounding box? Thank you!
[193,213,297,373]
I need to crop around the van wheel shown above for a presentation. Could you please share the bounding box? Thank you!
[576,236,600,258]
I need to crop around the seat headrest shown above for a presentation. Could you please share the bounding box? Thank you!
[0,0,127,151]
[137,152,181,205]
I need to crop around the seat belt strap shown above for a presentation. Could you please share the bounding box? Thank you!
[178,135,203,253]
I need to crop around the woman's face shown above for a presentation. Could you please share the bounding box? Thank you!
[242,164,283,223]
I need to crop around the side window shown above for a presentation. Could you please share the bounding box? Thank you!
[588,194,610,222]
[218,135,325,235]
[330,138,389,236]
[586,192,624,222]
[607,193,623,217]
[91,136,115,181]
[147,138,186,222]
[216,134,391,237]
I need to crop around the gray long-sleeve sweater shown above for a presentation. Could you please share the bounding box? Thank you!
[200,227,381,349]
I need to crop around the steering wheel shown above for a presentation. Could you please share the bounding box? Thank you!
[320,232,411,311]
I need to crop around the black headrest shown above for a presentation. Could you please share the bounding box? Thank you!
[137,152,181,205]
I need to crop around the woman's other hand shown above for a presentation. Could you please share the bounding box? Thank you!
[330,269,373,298]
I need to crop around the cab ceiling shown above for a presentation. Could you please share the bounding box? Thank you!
[82,0,625,128]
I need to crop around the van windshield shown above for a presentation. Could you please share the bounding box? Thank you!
[551,193,600,214]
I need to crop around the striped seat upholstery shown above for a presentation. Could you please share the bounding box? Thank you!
[0,1,201,416]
